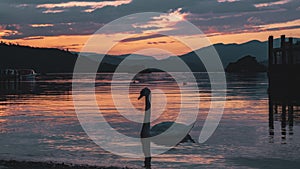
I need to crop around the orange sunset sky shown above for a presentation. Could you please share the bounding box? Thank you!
[1,0,300,57]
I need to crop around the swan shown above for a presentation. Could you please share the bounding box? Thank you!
[138,87,195,145]
[138,87,195,168]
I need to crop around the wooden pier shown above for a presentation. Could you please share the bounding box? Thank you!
[268,35,300,102]
[268,35,300,143]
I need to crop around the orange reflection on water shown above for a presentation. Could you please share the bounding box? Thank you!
[95,78,194,126]
[223,95,268,121]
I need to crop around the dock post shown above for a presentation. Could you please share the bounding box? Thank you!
[281,35,286,64]
[268,36,274,65]
[289,37,293,45]
[269,98,274,139]
[281,105,287,143]
[288,37,293,64]
[288,105,294,135]
[268,36,274,93]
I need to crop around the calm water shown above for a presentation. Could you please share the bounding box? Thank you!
[1,73,300,169]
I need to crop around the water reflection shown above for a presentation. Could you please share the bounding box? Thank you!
[0,81,36,95]
[268,96,300,144]
[226,73,267,100]
[3,72,300,168]
[0,74,74,99]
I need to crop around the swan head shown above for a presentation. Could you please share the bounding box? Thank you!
[138,87,151,100]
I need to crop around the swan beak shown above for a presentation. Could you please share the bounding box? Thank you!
[138,95,143,100]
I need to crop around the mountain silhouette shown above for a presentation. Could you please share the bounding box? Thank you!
[1,38,298,73]
[0,42,77,73]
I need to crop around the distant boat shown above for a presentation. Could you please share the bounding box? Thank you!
[18,69,37,81]
[0,69,36,81]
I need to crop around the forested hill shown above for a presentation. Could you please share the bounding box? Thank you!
[0,43,78,73]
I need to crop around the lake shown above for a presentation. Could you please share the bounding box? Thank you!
[1,72,300,169]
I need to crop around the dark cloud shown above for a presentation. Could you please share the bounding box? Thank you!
[120,34,166,42]
[147,41,169,44]
[22,36,44,40]
[69,43,84,47]
[265,25,300,31]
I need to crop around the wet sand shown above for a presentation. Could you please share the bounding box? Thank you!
[0,160,133,169]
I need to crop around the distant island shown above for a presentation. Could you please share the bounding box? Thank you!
[1,38,290,73]
[225,55,267,73]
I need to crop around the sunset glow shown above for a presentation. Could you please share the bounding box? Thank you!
[1,0,300,56]
[2,26,299,57]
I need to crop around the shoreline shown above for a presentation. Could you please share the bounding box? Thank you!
[0,160,133,169]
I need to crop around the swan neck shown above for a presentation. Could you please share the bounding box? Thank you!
[144,94,151,123]
[141,94,151,138]
[145,94,151,112]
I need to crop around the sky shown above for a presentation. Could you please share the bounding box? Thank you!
[1,0,300,57]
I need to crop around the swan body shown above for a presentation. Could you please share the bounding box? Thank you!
[138,88,195,145]
[150,121,195,145]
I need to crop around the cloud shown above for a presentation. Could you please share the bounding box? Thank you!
[52,43,84,50]
[1,0,299,42]
[42,9,65,14]
[5,24,21,31]
[0,21,105,39]
[16,4,30,8]
[131,8,191,35]
[147,41,174,45]
[120,34,166,43]
[217,0,240,3]
[0,24,22,38]
[30,24,54,28]
[247,16,263,25]
[37,0,132,13]
[264,25,300,31]
[255,19,300,30]
[132,8,189,29]
[254,0,291,8]
[22,36,44,40]
[0,29,21,39]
